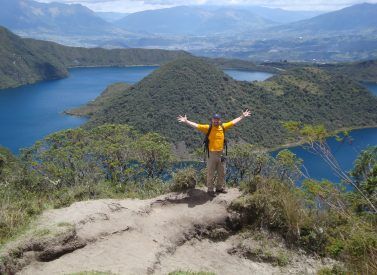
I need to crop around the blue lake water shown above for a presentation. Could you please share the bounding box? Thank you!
[0,66,157,153]
[273,127,377,183]
[272,82,377,183]
[0,67,376,183]
[363,82,377,96]
[224,69,273,81]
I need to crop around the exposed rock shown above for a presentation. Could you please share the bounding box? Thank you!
[0,188,337,275]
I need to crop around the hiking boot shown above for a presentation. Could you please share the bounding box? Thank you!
[207,190,216,197]
[215,188,227,194]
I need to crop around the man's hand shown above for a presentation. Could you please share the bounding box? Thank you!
[242,109,251,118]
[177,114,199,129]
[177,114,188,123]
[231,109,251,125]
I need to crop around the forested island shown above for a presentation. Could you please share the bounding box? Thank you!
[68,56,377,151]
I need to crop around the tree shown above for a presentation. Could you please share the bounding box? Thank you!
[134,132,173,178]
[275,149,305,185]
[283,121,377,214]
[351,146,377,210]
[20,124,138,189]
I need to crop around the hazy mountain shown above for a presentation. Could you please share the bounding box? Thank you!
[275,3,377,35]
[0,0,122,36]
[81,57,377,148]
[114,6,276,35]
[96,12,130,23]
[200,3,377,62]
[240,5,323,23]
[1,0,376,62]
[0,26,190,89]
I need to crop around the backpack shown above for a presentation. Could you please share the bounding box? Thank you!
[203,124,228,158]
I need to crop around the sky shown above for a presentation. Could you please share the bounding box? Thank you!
[35,0,377,13]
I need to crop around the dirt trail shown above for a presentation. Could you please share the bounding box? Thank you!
[2,188,333,275]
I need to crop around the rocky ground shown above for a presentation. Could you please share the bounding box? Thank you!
[0,188,335,275]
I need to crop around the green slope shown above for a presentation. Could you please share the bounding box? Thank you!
[0,27,68,89]
[0,26,190,89]
[65,82,131,117]
[79,57,377,149]
[320,60,377,83]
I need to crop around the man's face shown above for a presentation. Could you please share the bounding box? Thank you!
[212,118,221,126]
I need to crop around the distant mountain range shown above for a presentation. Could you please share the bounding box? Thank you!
[0,26,189,89]
[273,3,377,35]
[0,1,377,61]
[236,5,323,24]
[203,3,377,61]
[114,6,277,35]
[95,12,130,23]
[112,5,326,35]
[0,0,124,36]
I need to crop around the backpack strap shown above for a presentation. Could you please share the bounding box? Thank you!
[221,124,228,156]
[203,124,212,159]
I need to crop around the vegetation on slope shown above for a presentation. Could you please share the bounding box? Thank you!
[204,57,278,73]
[65,83,131,117]
[0,26,190,89]
[229,142,377,273]
[0,125,174,246]
[78,56,377,150]
[0,27,68,89]
[320,59,377,82]
[1,123,376,273]
[263,59,377,83]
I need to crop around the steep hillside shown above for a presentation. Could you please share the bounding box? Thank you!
[0,26,190,89]
[80,57,377,149]
[0,27,68,89]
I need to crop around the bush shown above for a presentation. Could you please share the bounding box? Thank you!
[231,177,317,247]
[170,167,198,192]
[338,222,377,273]
[0,126,175,246]
[350,146,377,211]
[133,132,173,178]
[21,125,174,190]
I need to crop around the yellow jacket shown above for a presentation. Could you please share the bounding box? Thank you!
[197,121,234,151]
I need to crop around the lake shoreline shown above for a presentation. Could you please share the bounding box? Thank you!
[269,124,377,153]
[0,65,160,91]
[67,64,160,69]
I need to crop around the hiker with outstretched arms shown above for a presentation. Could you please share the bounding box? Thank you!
[177,109,251,196]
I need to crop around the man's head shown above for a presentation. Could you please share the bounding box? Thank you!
[212,113,221,126]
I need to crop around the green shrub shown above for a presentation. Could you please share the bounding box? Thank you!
[231,177,315,246]
[133,132,173,178]
[341,223,377,273]
[170,167,197,192]
[0,126,175,246]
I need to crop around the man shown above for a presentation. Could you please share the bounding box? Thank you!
[177,109,251,196]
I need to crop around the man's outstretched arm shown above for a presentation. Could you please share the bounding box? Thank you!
[177,114,199,129]
[231,109,251,125]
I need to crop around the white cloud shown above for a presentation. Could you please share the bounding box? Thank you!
[35,0,377,12]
